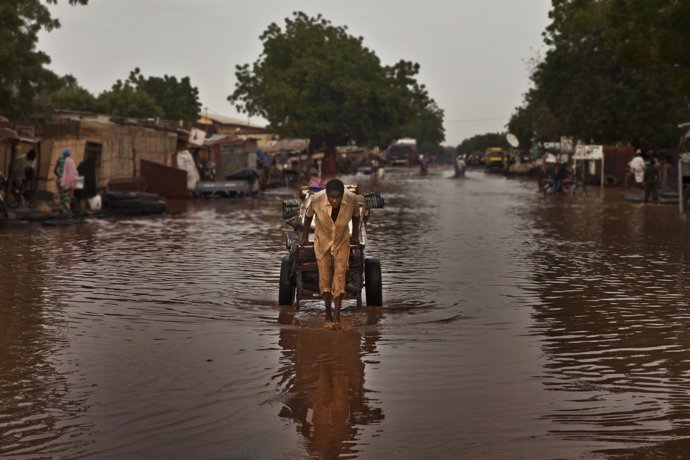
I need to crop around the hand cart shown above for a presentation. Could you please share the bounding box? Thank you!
[278,186,383,308]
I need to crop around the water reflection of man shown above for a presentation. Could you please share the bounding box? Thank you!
[301,179,360,327]
[276,309,384,458]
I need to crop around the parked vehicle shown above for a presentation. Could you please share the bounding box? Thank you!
[484,147,505,170]
[194,167,261,198]
[385,138,418,166]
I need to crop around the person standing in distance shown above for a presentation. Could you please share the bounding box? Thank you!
[301,179,361,328]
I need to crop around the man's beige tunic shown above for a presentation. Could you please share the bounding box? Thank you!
[306,190,360,296]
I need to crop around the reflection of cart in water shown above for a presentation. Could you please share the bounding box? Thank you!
[279,184,384,308]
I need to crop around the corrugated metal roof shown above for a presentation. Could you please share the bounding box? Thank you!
[261,138,310,154]
[203,134,241,146]
[0,127,19,139]
[197,112,266,129]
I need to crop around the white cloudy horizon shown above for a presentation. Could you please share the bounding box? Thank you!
[38,0,552,146]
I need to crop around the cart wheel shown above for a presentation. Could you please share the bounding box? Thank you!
[365,256,382,306]
[278,256,295,306]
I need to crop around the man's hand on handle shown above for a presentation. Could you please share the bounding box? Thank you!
[300,216,313,246]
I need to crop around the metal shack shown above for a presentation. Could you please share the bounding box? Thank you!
[572,145,636,187]
[197,112,267,137]
[0,122,41,203]
[198,135,258,180]
[39,111,185,197]
[261,139,312,185]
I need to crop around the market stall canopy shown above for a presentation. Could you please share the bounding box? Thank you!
[197,112,266,130]
[573,145,604,160]
[0,127,19,140]
[203,134,238,146]
[0,127,39,144]
[262,138,310,155]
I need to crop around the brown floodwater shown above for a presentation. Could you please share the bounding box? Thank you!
[2,168,690,459]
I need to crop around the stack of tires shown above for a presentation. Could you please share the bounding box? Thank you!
[102,191,168,216]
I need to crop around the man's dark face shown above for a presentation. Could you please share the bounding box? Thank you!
[327,191,343,208]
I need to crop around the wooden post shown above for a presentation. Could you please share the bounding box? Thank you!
[600,155,605,189]
[6,139,17,198]
[679,159,684,215]
[34,142,42,197]
[662,161,669,192]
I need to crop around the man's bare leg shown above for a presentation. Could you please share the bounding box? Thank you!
[323,292,333,322]
[333,295,343,324]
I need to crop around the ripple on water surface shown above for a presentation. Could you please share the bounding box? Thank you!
[3,172,690,458]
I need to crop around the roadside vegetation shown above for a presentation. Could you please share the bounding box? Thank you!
[507,0,690,149]
[1,0,201,121]
[456,132,509,156]
[2,3,444,154]
[229,12,445,152]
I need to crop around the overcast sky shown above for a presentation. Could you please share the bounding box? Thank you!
[38,0,552,146]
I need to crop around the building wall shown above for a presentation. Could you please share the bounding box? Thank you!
[602,146,636,186]
[209,140,256,179]
[0,140,13,179]
[41,120,177,195]
[83,123,176,182]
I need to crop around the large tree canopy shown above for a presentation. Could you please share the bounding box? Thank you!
[41,68,201,121]
[456,132,509,155]
[508,0,690,149]
[125,68,201,121]
[96,77,163,119]
[0,1,200,122]
[41,73,98,112]
[229,12,444,149]
[0,0,88,119]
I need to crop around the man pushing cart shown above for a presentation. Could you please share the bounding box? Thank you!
[279,179,384,327]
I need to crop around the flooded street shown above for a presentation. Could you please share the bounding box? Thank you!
[4,169,690,459]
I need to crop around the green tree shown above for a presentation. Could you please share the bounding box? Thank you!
[456,132,508,155]
[41,69,200,120]
[507,95,561,146]
[509,0,690,148]
[610,0,690,98]
[0,0,88,119]
[41,74,98,112]
[229,12,444,149]
[126,68,201,121]
[384,60,445,152]
[96,79,163,119]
